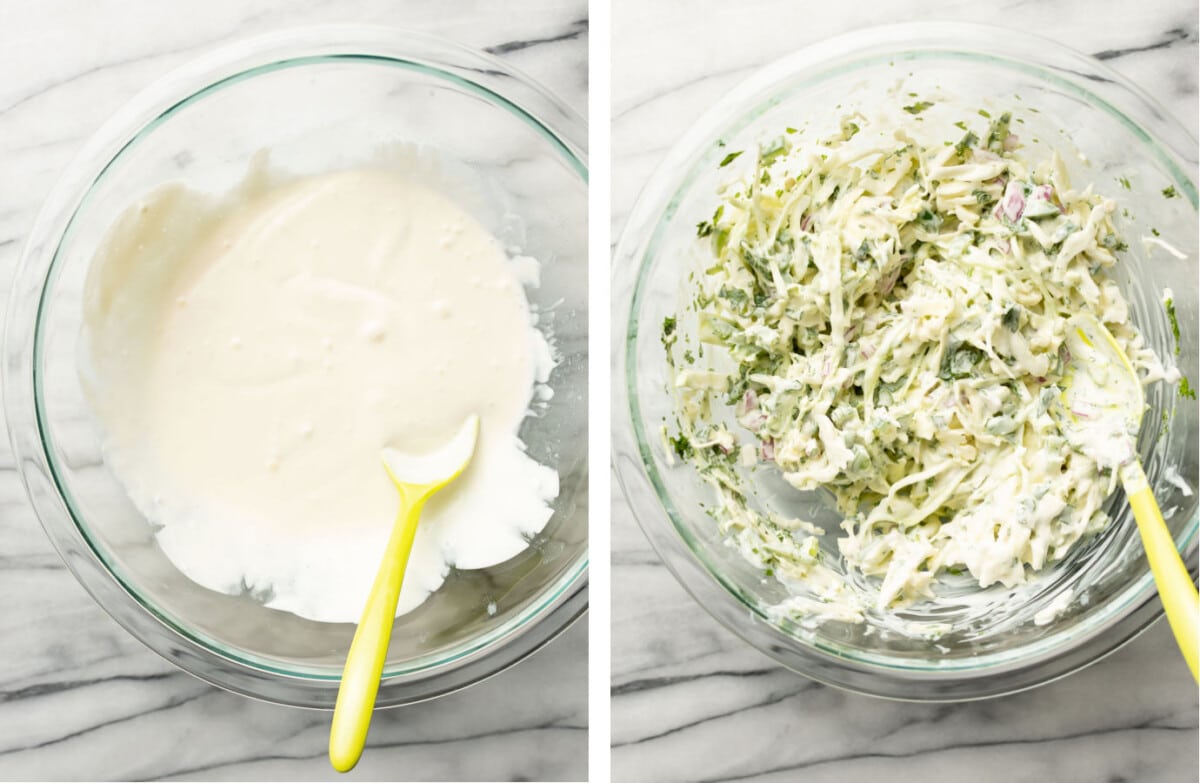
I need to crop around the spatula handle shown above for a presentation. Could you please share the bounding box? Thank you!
[1122,460,1199,683]
[329,492,426,772]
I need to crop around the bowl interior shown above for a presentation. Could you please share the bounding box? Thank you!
[626,50,1199,673]
[36,54,587,679]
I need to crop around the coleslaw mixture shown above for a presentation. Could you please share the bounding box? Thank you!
[666,108,1181,623]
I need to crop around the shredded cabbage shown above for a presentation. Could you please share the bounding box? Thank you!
[669,110,1178,619]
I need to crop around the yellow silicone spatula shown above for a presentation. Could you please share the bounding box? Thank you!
[1055,313,1198,682]
[329,415,480,772]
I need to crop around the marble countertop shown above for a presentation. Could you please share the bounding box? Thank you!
[0,2,586,781]
[611,2,1198,781]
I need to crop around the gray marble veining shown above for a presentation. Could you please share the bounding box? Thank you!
[0,2,586,781]
[611,1,1198,781]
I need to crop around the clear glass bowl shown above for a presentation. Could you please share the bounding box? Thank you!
[613,22,1198,700]
[6,26,587,708]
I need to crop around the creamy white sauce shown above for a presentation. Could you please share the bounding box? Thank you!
[81,164,558,623]
[1056,317,1142,472]
[1033,589,1074,626]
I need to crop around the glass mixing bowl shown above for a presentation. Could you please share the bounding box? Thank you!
[613,22,1198,700]
[5,26,587,708]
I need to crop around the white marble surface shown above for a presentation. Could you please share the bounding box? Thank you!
[612,2,1199,781]
[0,2,586,781]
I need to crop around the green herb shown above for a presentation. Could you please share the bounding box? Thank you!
[916,207,944,232]
[661,316,677,351]
[1162,185,1179,199]
[669,433,694,460]
[719,151,743,168]
[1180,376,1197,400]
[977,108,992,119]
[785,127,798,134]
[1101,233,1128,253]
[984,112,1013,153]
[1151,227,1161,237]
[842,120,861,140]
[903,101,933,115]
[955,131,979,156]
[953,120,968,131]
[718,286,750,308]
[1002,305,1022,332]
[1117,176,1131,190]
[1165,297,1181,354]
[760,136,788,164]
[939,343,985,381]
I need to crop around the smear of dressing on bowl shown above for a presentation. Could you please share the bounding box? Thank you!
[80,162,559,623]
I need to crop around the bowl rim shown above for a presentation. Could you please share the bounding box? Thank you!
[5,24,588,708]
[613,20,1198,700]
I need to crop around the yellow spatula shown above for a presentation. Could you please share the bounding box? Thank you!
[1055,314,1197,682]
[329,415,480,772]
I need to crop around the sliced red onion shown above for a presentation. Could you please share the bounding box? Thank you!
[736,389,759,417]
[1000,180,1025,222]
[761,438,776,461]
[744,411,768,432]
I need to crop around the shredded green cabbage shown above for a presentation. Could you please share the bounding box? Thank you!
[669,110,1177,619]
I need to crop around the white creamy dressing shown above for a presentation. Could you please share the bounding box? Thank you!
[81,165,558,623]
[1033,588,1075,626]
[1055,317,1144,472]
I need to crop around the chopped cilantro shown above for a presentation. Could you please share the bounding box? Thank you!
[1162,185,1179,199]
[955,131,979,156]
[1165,297,1180,354]
[760,136,788,164]
[719,151,743,168]
[1180,376,1197,400]
[984,112,1013,153]
[916,207,944,232]
[661,316,677,351]
[697,204,725,238]
[903,101,933,115]
[1117,176,1131,190]
[1002,305,1021,332]
[1101,233,1128,253]
[669,433,693,460]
